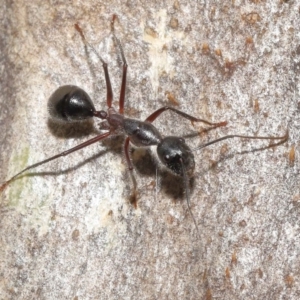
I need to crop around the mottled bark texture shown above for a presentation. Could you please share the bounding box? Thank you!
[0,1,299,299]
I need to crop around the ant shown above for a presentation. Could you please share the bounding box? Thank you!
[0,16,288,236]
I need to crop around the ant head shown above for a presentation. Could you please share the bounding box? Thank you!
[48,85,96,122]
[157,136,195,177]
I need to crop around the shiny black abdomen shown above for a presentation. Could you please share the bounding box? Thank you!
[48,85,95,122]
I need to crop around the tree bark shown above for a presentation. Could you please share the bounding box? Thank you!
[0,1,299,299]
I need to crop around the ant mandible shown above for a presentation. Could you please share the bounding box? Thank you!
[0,16,288,235]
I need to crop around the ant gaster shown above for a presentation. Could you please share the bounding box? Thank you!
[0,17,288,236]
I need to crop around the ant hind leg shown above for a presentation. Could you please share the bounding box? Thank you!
[75,24,114,109]
[111,15,128,115]
[0,131,112,193]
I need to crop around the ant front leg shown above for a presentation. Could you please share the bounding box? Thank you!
[145,106,227,128]
[195,131,289,151]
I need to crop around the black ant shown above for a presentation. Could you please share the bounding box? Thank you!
[0,16,288,236]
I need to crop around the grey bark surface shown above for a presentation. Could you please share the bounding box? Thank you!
[0,1,299,299]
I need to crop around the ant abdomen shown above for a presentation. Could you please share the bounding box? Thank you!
[48,85,96,122]
[157,136,195,177]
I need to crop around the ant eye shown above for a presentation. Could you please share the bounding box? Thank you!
[164,154,170,161]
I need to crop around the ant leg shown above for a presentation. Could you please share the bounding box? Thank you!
[124,137,138,208]
[103,61,114,109]
[195,131,288,151]
[118,49,127,115]
[111,15,127,114]
[75,24,113,108]
[0,131,112,192]
[145,106,227,127]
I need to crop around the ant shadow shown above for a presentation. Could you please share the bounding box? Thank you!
[131,147,194,202]
[193,136,287,186]
[14,149,109,181]
[47,118,98,138]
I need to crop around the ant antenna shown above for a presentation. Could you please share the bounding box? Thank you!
[180,158,200,238]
